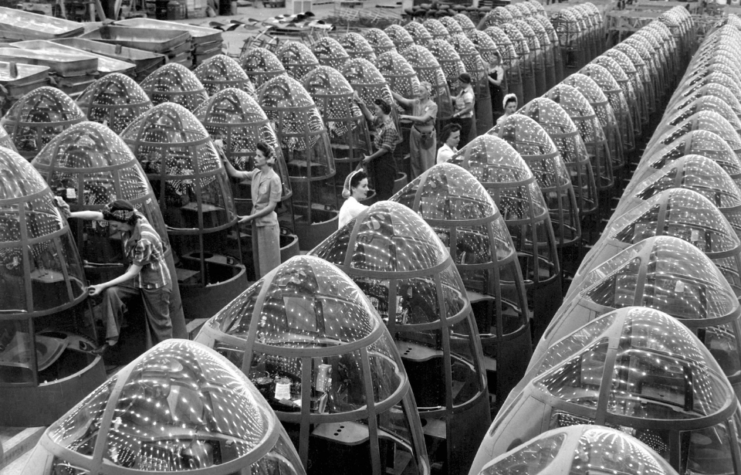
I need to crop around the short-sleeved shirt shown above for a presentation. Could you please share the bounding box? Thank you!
[455,86,475,119]
[339,197,368,229]
[373,116,400,153]
[412,99,438,131]
[123,215,171,289]
[249,167,282,227]
[437,143,457,164]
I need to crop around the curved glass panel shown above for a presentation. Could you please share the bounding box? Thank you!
[120,103,237,232]
[361,28,395,55]
[76,73,152,135]
[46,340,305,474]
[384,24,414,50]
[0,147,86,315]
[1,86,85,159]
[239,47,287,89]
[193,54,256,97]
[140,63,208,112]
[338,32,376,62]
[311,37,350,70]
[276,41,320,80]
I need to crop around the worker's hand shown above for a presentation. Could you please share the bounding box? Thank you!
[238,214,254,224]
[88,284,105,297]
[362,155,373,164]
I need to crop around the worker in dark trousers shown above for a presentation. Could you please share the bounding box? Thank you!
[58,199,173,354]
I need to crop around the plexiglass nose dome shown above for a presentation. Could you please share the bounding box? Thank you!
[310,202,489,475]
[239,47,287,89]
[340,58,398,129]
[362,28,395,55]
[0,146,104,426]
[390,163,531,404]
[121,102,236,233]
[423,18,451,41]
[617,155,741,234]
[524,16,556,91]
[23,339,306,475]
[32,121,166,261]
[426,39,467,95]
[575,188,741,297]
[563,73,623,175]
[302,66,370,196]
[592,55,642,139]
[544,83,613,192]
[646,111,741,163]
[439,16,464,36]
[502,23,536,104]
[140,63,209,112]
[310,36,350,70]
[614,42,656,116]
[475,425,679,475]
[275,41,319,81]
[384,24,414,51]
[551,8,584,70]
[519,97,598,217]
[193,87,292,218]
[338,32,376,62]
[404,21,433,46]
[625,133,741,198]
[453,14,476,35]
[661,95,741,137]
[670,72,741,113]
[1,86,85,160]
[258,75,337,250]
[193,54,256,97]
[493,114,581,249]
[400,46,453,122]
[540,236,741,395]
[513,19,546,98]
[603,48,649,128]
[672,79,741,124]
[466,30,503,67]
[76,73,152,135]
[194,255,430,475]
[453,135,562,336]
[377,51,421,101]
[479,7,512,30]
[473,306,739,475]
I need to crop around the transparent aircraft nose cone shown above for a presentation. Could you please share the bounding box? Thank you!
[140,62,209,112]
[1,86,85,160]
[30,339,306,474]
[76,73,152,134]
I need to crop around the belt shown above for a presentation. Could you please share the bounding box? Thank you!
[141,282,164,290]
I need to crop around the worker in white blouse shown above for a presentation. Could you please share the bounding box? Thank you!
[338,170,369,229]
[436,123,462,164]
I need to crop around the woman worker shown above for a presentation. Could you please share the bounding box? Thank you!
[355,94,401,201]
[221,141,283,278]
[391,81,438,179]
[57,199,173,354]
[339,169,369,228]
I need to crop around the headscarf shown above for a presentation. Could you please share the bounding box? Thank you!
[103,200,137,224]
[342,169,364,199]
[503,93,518,110]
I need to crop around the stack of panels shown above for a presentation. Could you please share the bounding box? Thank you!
[53,38,167,81]
[81,25,193,69]
[0,47,97,99]
[114,19,223,67]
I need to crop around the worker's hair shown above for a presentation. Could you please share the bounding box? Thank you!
[439,123,461,144]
